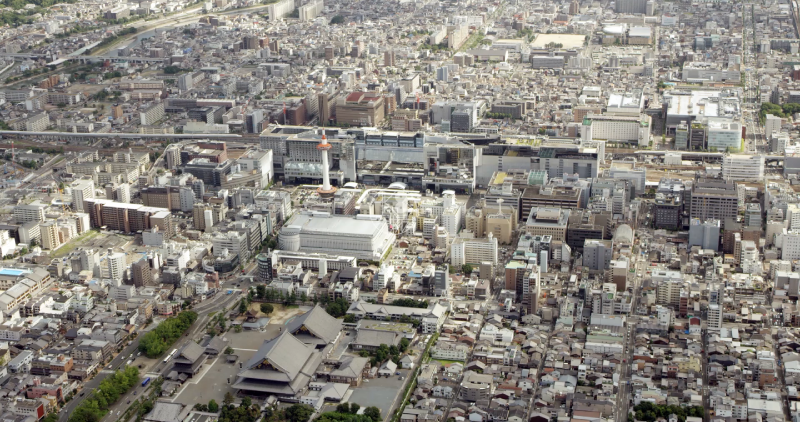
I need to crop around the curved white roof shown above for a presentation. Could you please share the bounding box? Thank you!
[614,224,634,243]
[603,24,626,35]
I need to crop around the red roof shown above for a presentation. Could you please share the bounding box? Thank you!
[346,92,364,102]
[346,91,382,103]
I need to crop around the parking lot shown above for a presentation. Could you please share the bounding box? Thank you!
[172,353,242,405]
[347,369,411,416]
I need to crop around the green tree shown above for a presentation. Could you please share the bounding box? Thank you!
[284,404,315,422]
[461,264,473,274]
[364,407,382,422]
[137,311,197,358]
[325,298,350,317]
[224,346,234,355]
[260,303,274,315]
[223,392,234,406]
[399,337,410,352]
[238,299,248,314]
[390,298,429,308]
[208,399,219,412]
[330,15,345,24]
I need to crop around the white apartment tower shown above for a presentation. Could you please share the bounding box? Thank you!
[13,204,46,224]
[71,179,95,213]
[451,232,499,267]
[765,114,782,139]
[707,303,723,331]
[115,184,131,204]
[105,249,127,282]
[375,264,397,292]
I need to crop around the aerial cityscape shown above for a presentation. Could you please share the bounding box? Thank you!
[0,0,793,421]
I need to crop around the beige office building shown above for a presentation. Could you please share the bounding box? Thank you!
[336,92,385,127]
[465,206,516,244]
[40,220,62,250]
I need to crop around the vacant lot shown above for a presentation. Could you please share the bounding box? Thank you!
[531,33,586,49]
[52,230,130,258]
[246,303,309,325]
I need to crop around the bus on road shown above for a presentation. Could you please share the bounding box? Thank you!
[142,377,151,387]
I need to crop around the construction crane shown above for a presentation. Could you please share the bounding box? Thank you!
[59,185,71,215]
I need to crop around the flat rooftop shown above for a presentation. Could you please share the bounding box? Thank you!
[288,213,386,237]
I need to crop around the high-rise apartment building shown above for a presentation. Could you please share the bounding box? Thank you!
[131,259,152,287]
[71,179,95,213]
[105,249,126,282]
[451,233,499,268]
[384,50,395,67]
[40,220,61,250]
[13,204,46,224]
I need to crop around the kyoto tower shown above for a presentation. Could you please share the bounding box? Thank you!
[316,134,337,198]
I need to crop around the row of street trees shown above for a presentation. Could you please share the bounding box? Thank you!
[68,366,140,422]
[138,311,197,358]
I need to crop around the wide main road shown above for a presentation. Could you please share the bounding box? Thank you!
[57,335,143,422]
[58,287,243,422]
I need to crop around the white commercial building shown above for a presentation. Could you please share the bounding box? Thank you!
[607,161,646,195]
[450,232,498,267]
[706,118,742,151]
[279,212,396,260]
[212,231,250,261]
[583,114,651,145]
[721,155,764,182]
[682,62,742,83]
[782,231,800,261]
[688,218,720,252]
[235,149,274,189]
[765,114,782,140]
[606,91,644,116]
